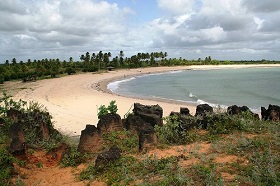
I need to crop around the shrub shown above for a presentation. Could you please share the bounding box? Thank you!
[0,147,15,186]
[97,100,118,119]
[60,147,87,167]
[155,115,192,145]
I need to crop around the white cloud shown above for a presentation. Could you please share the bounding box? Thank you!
[0,0,280,61]
[157,0,195,15]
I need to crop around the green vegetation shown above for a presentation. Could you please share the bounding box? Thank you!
[0,92,65,185]
[97,100,118,119]
[2,50,279,84]
[80,111,280,185]
[1,94,279,185]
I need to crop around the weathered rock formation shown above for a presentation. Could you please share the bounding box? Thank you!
[195,104,214,129]
[78,113,124,153]
[227,105,259,119]
[124,114,146,134]
[9,122,26,155]
[95,145,121,168]
[77,125,103,153]
[261,104,280,121]
[180,107,190,116]
[195,104,213,117]
[139,127,157,152]
[133,103,163,127]
[97,113,123,134]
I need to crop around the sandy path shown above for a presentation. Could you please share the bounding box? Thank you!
[13,64,280,135]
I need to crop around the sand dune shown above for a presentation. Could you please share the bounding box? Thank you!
[13,64,280,135]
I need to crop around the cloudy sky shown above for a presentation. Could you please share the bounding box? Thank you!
[1,0,280,62]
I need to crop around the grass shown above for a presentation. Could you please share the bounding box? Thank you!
[1,93,280,185]
[78,112,280,185]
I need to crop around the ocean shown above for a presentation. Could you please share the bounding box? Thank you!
[108,67,280,112]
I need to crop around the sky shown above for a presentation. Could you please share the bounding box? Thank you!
[1,0,280,63]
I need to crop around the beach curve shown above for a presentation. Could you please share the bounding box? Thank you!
[12,64,280,135]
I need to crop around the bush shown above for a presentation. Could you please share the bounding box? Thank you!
[0,75,4,84]
[155,116,192,145]
[97,100,118,119]
[0,147,15,186]
[60,147,87,167]
[65,67,76,75]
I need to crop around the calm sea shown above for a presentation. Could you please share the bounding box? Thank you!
[108,67,280,112]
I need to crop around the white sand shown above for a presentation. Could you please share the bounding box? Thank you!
[13,64,280,135]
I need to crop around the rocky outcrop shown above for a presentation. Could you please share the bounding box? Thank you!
[195,104,213,117]
[227,105,259,119]
[195,104,214,129]
[78,113,124,154]
[95,145,121,168]
[180,107,190,116]
[124,114,146,134]
[9,122,26,155]
[261,104,280,121]
[77,125,103,153]
[139,127,157,152]
[133,103,163,127]
[97,113,123,134]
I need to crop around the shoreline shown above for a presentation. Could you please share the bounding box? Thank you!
[9,64,280,135]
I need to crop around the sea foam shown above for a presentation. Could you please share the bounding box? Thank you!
[107,77,136,92]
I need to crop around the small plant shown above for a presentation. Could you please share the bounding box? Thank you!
[0,147,16,186]
[102,130,138,154]
[155,115,192,145]
[97,100,118,119]
[0,91,27,116]
[60,147,87,167]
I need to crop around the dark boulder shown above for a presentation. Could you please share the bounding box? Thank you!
[7,108,23,120]
[195,104,213,117]
[77,125,103,153]
[124,114,148,134]
[0,117,5,126]
[9,122,26,155]
[133,103,163,127]
[180,107,190,116]
[97,113,123,134]
[25,110,52,141]
[139,127,157,152]
[195,104,214,129]
[95,145,121,168]
[228,105,259,119]
[178,115,198,132]
[169,111,180,117]
[261,104,280,121]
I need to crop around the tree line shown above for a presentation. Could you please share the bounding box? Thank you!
[0,50,278,84]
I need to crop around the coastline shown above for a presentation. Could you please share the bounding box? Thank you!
[9,64,280,135]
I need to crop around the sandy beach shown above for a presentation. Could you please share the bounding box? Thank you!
[11,64,280,135]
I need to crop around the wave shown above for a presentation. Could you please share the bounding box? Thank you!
[107,77,136,92]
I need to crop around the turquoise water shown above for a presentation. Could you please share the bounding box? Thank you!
[108,67,280,111]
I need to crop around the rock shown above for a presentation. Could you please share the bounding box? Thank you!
[178,115,198,132]
[261,104,280,121]
[95,145,121,168]
[77,125,103,153]
[195,104,213,129]
[7,108,23,120]
[169,111,180,117]
[0,117,5,126]
[228,105,259,119]
[139,127,157,152]
[25,110,51,141]
[180,107,190,116]
[195,104,213,117]
[9,122,26,155]
[97,113,123,134]
[124,114,145,134]
[133,103,163,127]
